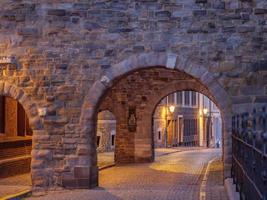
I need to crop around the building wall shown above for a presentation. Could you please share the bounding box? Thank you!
[153,92,222,148]
[0,0,265,190]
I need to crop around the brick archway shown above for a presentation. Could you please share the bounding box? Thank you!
[80,52,233,186]
[0,81,46,189]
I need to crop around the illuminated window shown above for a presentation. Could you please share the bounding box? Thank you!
[0,96,32,137]
[0,96,4,133]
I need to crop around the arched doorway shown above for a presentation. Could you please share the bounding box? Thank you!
[0,82,44,197]
[153,90,223,148]
[97,110,116,168]
[80,53,232,187]
[0,95,32,197]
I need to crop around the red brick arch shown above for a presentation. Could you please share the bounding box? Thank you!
[80,52,233,185]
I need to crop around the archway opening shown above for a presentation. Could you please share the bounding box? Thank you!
[96,110,116,169]
[152,90,223,165]
[0,95,32,197]
[91,66,231,190]
[153,90,222,149]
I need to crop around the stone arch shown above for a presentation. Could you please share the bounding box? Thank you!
[0,81,43,130]
[143,81,228,165]
[81,52,231,121]
[80,52,233,185]
[0,81,45,188]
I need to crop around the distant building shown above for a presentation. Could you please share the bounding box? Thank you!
[97,110,116,152]
[153,91,222,148]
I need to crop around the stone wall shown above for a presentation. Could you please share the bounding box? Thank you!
[0,0,265,190]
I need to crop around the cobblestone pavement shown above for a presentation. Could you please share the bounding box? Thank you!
[28,148,228,200]
[97,147,205,168]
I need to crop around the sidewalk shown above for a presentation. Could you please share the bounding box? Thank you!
[206,158,229,200]
[0,173,31,199]
[0,153,116,199]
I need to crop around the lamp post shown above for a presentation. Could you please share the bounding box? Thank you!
[202,108,212,148]
[165,104,175,148]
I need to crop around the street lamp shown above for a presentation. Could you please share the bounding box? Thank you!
[201,108,211,148]
[203,108,208,115]
[169,105,175,114]
[165,104,175,148]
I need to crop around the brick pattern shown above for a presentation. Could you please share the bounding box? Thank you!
[0,0,265,191]
[98,68,214,164]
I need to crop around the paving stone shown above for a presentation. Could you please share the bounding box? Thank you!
[26,148,228,200]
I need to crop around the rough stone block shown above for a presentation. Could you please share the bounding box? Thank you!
[47,9,66,16]
[74,166,90,179]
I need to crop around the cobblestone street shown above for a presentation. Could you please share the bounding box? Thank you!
[28,148,228,200]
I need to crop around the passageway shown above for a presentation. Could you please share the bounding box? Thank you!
[28,148,228,200]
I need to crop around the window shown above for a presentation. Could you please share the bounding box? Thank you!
[184,119,198,136]
[97,136,101,147]
[17,103,32,136]
[184,91,190,106]
[111,135,115,146]
[176,92,183,106]
[0,96,32,137]
[158,131,161,140]
[191,92,197,106]
[0,96,4,133]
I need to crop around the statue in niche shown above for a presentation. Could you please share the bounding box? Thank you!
[128,107,137,132]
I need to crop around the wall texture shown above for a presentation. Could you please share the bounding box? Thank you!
[0,0,266,191]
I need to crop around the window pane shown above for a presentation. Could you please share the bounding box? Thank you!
[176,92,183,106]
[184,91,190,106]
[191,92,197,106]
